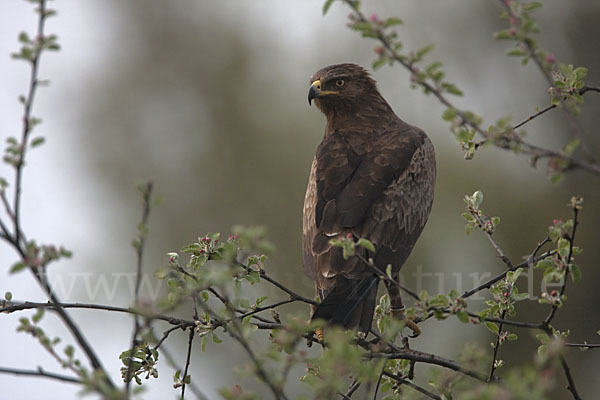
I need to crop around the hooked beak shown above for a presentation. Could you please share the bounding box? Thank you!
[308,80,321,105]
[308,79,338,105]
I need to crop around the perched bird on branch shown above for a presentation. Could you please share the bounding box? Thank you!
[303,63,435,338]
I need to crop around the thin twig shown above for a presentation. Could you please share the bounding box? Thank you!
[154,324,185,350]
[461,248,553,299]
[234,260,317,306]
[565,342,600,349]
[512,103,556,131]
[382,371,442,400]
[339,379,360,399]
[14,0,48,247]
[372,361,387,400]
[159,344,210,400]
[559,355,582,400]
[355,254,421,301]
[368,349,488,382]
[0,366,81,384]
[181,327,195,399]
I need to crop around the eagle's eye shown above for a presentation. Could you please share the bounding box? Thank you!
[335,79,345,87]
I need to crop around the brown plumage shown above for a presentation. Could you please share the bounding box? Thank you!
[303,63,436,334]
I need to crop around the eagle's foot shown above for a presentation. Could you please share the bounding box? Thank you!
[391,306,421,338]
[315,327,324,342]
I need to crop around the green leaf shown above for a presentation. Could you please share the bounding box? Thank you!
[442,108,457,121]
[557,237,570,259]
[322,0,335,15]
[372,57,387,70]
[441,82,463,96]
[65,345,74,358]
[9,262,27,274]
[522,2,542,12]
[456,311,469,323]
[416,44,435,59]
[4,291,12,301]
[201,335,207,352]
[30,137,45,148]
[535,259,554,270]
[563,138,580,156]
[507,47,527,57]
[351,22,372,32]
[507,333,518,341]
[485,322,499,335]
[32,308,44,323]
[462,212,475,222]
[569,263,581,284]
[357,238,376,253]
[493,29,513,40]
[573,67,587,80]
[383,17,403,28]
[212,333,222,344]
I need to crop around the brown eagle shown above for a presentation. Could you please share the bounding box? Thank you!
[303,63,435,336]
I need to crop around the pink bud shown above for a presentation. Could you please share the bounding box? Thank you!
[375,46,385,56]
[509,17,517,25]
[369,13,378,23]
[545,53,555,64]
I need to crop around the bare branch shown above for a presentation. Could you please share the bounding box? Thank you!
[235,260,317,306]
[565,343,600,349]
[0,366,81,384]
[559,355,582,400]
[368,348,488,382]
[181,327,195,399]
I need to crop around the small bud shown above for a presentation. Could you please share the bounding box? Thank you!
[374,46,385,56]
[369,13,378,23]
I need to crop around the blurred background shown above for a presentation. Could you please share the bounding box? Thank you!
[1,0,599,398]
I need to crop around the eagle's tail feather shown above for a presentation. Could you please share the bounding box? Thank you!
[312,276,379,334]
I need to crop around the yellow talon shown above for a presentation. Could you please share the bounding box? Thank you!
[315,327,324,342]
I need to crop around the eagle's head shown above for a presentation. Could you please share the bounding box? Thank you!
[308,63,384,117]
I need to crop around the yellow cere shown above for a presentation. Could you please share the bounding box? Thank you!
[311,79,338,96]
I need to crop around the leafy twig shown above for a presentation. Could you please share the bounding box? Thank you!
[542,205,579,328]
[125,181,154,394]
[487,310,507,382]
